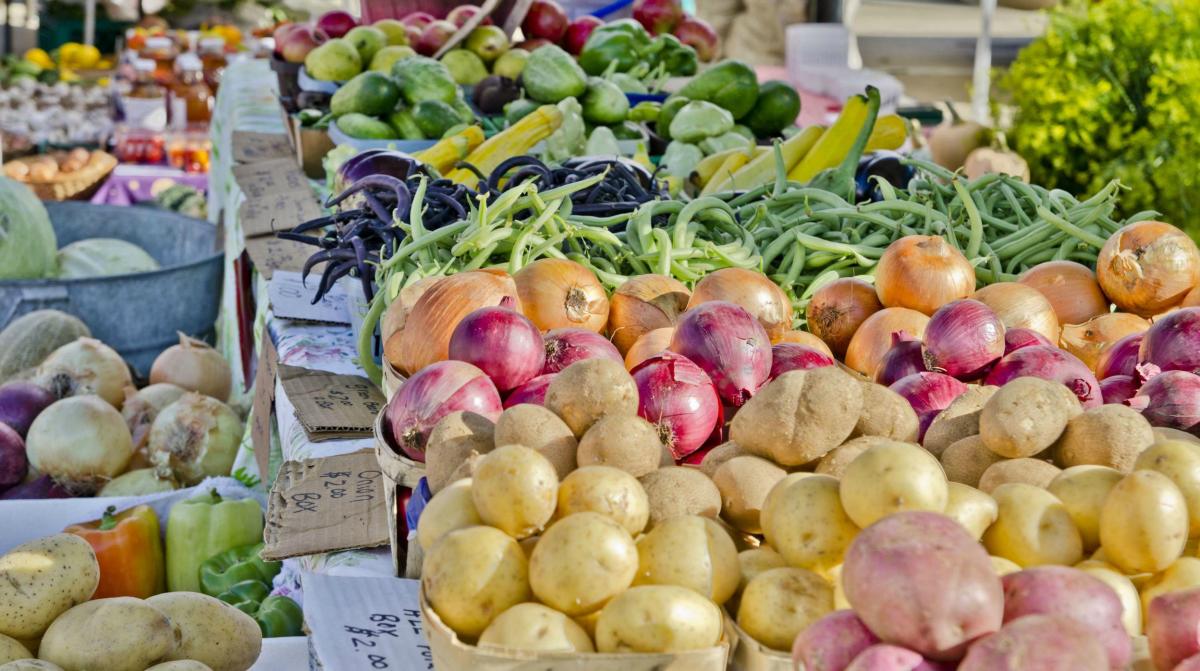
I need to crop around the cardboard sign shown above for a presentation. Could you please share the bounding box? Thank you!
[279,365,384,441]
[232,158,323,238]
[232,131,294,164]
[251,330,279,482]
[243,234,312,280]
[303,574,432,671]
[267,270,350,325]
[263,450,388,560]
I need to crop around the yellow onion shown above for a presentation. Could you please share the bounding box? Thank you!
[845,307,930,376]
[1018,261,1109,326]
[514,259,609,333]
[121,383,186,467]
[687,268,792,342]
[1182,285,1200,308]
[147,392,242,486]
[777,330,834,358]
[875,235,976,315]
[149,332,233,402]
[381,275,443,345]
[391,269,521,376]
[607,274,690,355]
[625,327,675,371]
[1059,312,1149,372]
[971,282,1060,344]
[1097,221,1200,317]
[36,337,132,409]
[805,278,883,357]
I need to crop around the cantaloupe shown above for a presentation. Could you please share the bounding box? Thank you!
[0,310,90,383]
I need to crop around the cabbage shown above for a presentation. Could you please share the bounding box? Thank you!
[0,176,56,279]
[56,238,160,278]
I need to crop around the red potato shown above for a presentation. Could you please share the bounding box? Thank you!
[1000,566,1130,670]
[844,644,924,671]
[958,614,1109,670]
[842,511,1003,661]
[1178,654,1200,671]
[793,609,880,671]
[1147,587,1200,671]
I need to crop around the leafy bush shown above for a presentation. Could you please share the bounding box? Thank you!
[1003,0,1200,238]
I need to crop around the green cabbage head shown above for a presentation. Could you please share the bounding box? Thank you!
[56,238,160,278]
[0,177,57,279]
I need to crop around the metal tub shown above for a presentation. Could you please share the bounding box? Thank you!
[0,202,224,374]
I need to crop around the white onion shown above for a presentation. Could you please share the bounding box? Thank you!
[147,392,243,486]
[37,337,132,409]
[26,395,133,494]
[149,332,233,402]
[121,383,187,466]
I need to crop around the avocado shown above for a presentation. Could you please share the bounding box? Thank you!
[677,60,760,120]
[330,71,401,118]
[337,113,398,140]
[742,81,802,138]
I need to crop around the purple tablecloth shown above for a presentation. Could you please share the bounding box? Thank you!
[90,164,209,206]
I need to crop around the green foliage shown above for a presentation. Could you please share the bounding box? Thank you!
[1002,0,1200,238]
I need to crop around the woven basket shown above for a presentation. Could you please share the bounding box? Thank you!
[7,151,118,201]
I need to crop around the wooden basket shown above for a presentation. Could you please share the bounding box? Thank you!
[374,406,426,578]
[6,151,118,201]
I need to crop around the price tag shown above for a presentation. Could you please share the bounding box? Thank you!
[278,364,384,440]
[242,234,311,280]
[304,574,433,671]
[232,131,294,163]
[267,270,350,324]
[232,158,323,238]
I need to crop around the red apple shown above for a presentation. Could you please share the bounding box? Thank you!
[562,15,602,54]
[633,0,683,35]
[447,5,492,27]
[279,24,328,63]
[401,12,435,29]
[416,20,458,55]
[272,22,299,54]
[316,10,358,39]
[673,15,719,61]
[521,0,569,43]
[514,38,554,52]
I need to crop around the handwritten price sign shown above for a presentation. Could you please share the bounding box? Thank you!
[304,575,433,670]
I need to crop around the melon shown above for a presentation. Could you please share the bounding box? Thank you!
[0,310,90,383]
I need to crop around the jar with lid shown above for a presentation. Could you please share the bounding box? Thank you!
[124,58,168,132]
[141,36,177,86]
[197,37,227,93]
[170,53,213,126]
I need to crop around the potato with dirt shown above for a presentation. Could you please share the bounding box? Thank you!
[816,437,891,479]
[839,440,948,528]
[983,483,1083,567]
[731,367,864,466]
[1058,404,1155,472]
[0,534,99,640]
[977,458,1061,493]
[544,359,638,437]
[850,381,919,443]
[922,385,997,457]
[698,442,746,477]
[761,474,858,571]
[940,435,1005,487]
[576,415,664,478]
[37,597,178,671]
[424,411,494,493]
[638,466,721,527]
[633,515,739,604]
[145,592,261,671]
[979,377,1074,458]
[492,404,576,478]
[712,456,786,533]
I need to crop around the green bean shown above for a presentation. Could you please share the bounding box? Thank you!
[953,181,984,258]
[1036,207,1109,249]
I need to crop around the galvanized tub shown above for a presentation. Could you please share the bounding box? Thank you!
[0,202,224,374]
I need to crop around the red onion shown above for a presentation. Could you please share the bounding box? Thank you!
[0,474,70,500]
[0,422,27,490]
[1100,375,1139,405]
[984,345,1102,408]
[1139,307,1200,374]
[631,352,722,459]
[875,333,927,387]
[1096,333,1144,379]
[669,301,772,407]
[386,361,502,461]
[503,373,556,408]
[0,382,55,438]
[889,372,969,441]
[1127,370,1200,434]
[1004,328,1053,355]
[769,343,834,379]
[448,306,545,392]
[921,299,1006,380]
[542,328,622,374]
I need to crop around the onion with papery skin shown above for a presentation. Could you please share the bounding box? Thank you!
[889,372,969,441]
[984,345,1102,408]
[874,333,927,387]
[542,328,622,374]
[382,276,443,361]
[1101,376,1139,405]
[1096,333,1144,379]
[669,301,771,407]
[448,305,545,391]
[149,332,233,402]
[625,327,675,371]
[98,467,178,497]
[777,330,835,357]
[971,282,1060,345]
[503,373,555,408]
[1097,221,1200,317]
[121,383,187,466]
[1004,328,1053,355]
[37,337,132,409]
[1127,370,1200,434]
[1059,312,1149,372]
[1018,261,1109,326]
[1139,307,1200,375]
[0,474,70,500]
[0,381,55,437]
[392,269,521,375]
[607,275,690,355]
[26,395,132,494]
[769,343,834,380]
[806,278,883,357]
[688,268,792,342]
[514,259,609,333]
[875,235,976,315]
[0,422,26,490]
[386,360,502,460]
[1185,286,1200,308]
[632,351,721,459]
[147,392,243,486]
[845,307,930,376]
[922,299,1005,380]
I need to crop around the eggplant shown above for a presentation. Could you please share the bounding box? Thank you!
[473,76,522,116]
[855,151,916,203]
[337,150,419,185]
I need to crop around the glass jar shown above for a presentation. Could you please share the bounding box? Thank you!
[198,37,227,94]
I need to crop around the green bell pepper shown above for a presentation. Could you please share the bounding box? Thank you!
[218,579,271,608]
[256,596,304,638]
[628,101,662,123]
[200,542,281,597]
[649,34,698,77]
[165,489,264,593]
[579,21,652,76]
[656,96,690,140]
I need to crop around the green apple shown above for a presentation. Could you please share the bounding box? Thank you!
[372,19,410,46]
[345,25,387,63]
[464,25,509,63]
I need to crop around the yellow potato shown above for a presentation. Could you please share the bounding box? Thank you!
[990,556,1022,575]
[633,516,739,604]
[471,445,558,539]
[0,634,29,664]
[421,525,530,639]
[38,598,177,671]
[737,567,833,651]
[823,563,850,610]
[0,662,63,670]
[1100,470,1188,574]
[1048,465,1123,552]
[1138,556,1200,630]
[145,593,260,671]
[1075,561,1142,636]
[145,663,213,671]
[555,466,649,535]
[1134,440,1200,537]
[530,512,637,616]
[478,603,594,653]
[416,479,482,551]
[0,534,99,640]
[595,585,722,653]
[943,482,998,540]
[838,440,948,528]
[737,547,787,595]
[983,483,1083,567]
[761,474,858,571]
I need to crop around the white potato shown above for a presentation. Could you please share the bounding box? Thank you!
[982,483,1083,567]
[421,526,530,639]
[145,593,261,671]
[0,535,99,640]
[530,512,637,616]
[595,585,723,653]
[1048,465,1123,552]
[761,474,858,571]
[943,482,998,540]
[1100,471,1188,574]
[839,440,948,528]
[416,479,482,551]
[38,597,177,671]
[478,603,593,653]
[633,516,739,604]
